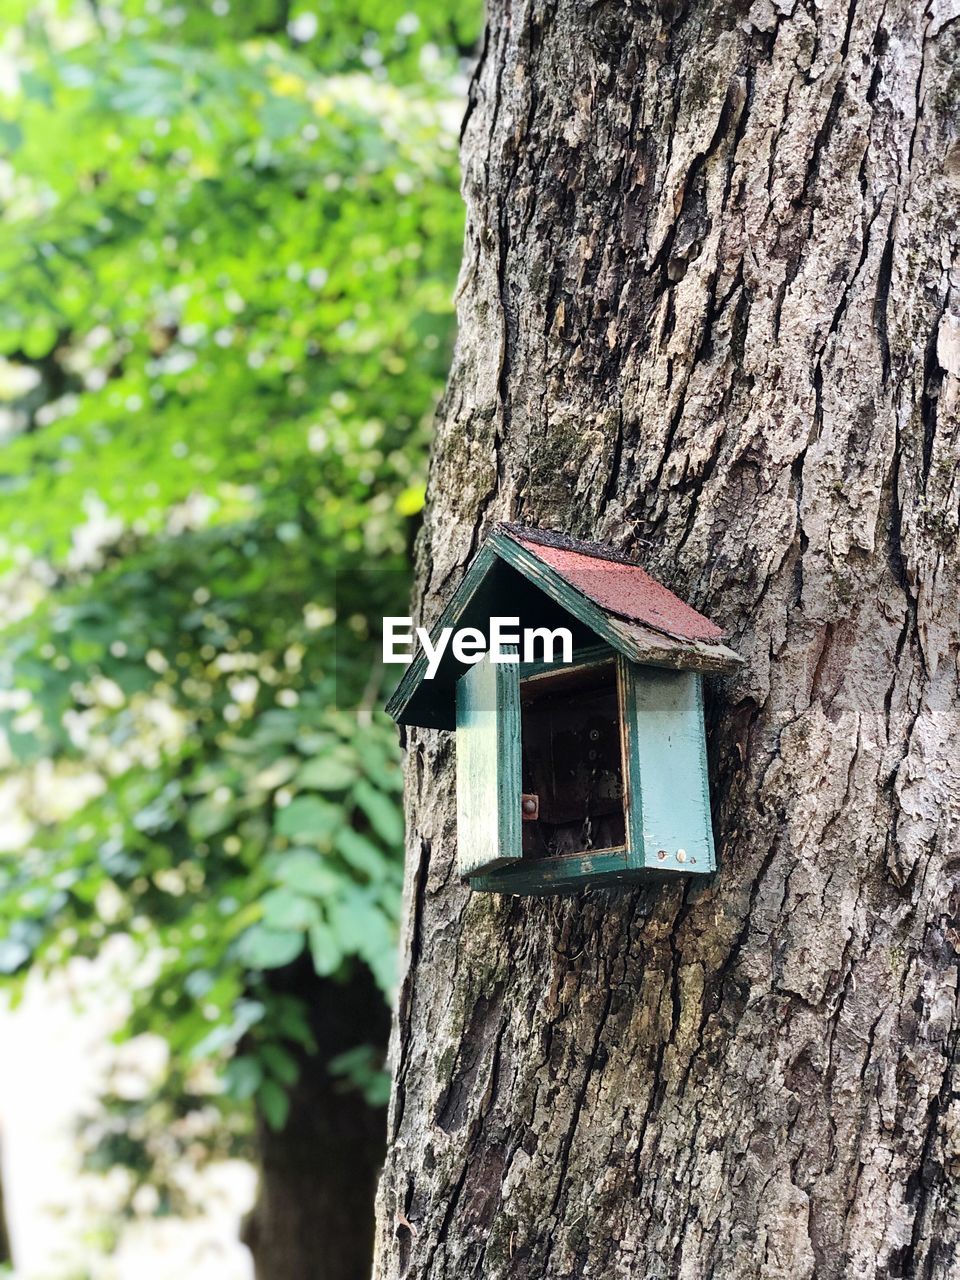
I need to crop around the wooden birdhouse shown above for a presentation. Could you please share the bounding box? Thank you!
[386,524,741,895]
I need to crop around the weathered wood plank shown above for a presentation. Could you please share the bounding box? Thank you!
[454,650,521,876]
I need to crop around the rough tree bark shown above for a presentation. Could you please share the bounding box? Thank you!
[243,964,389,1280]
[0,1140,11,1267]
[373,1,960,1277]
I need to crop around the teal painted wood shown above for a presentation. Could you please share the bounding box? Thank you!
[471,848,630,895]
[616,655,646,873]
[622,666,715,873]
[470,663,717,896]
[692,673,717,871]
[455,650,521,877]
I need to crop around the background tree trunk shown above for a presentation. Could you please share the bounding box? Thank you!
[374,1,960,1277]
[243,965,389,1280]
[0,1140,11,1267]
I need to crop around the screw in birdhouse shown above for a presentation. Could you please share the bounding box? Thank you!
[657,850,667,860]
[676,849,687,863]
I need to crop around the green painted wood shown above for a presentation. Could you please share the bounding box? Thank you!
[622,666,715,873]
[455,649,521,877]
[616,655,646,873]
[385,542,500,728]
[471,848,631,895]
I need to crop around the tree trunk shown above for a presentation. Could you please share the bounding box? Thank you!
[243,965,389,1280]
[374,2,960,1277]
[0,1139,11,1267]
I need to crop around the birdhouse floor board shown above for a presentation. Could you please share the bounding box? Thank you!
[467,847,704,895]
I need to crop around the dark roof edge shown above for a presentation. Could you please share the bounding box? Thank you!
[497,522,646,569]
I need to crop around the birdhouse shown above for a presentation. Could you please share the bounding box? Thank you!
[386,525,741,895]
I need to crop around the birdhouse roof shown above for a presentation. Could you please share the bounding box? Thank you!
[502,525,726,642]
[386,523,741,729]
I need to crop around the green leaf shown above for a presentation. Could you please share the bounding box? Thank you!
[0,939,31,974]
[0,119,22,153]
[270,998,315,1050]
[295,755,358,791]
[328,890,397,993]
[275,796,340,843]
[336,828,387,878]
[307,921,342,977]
[252,756,300,790]
[258,1079,291,1132]
[328,1044,391,1107]
[352,779,405,847]
[237,924,305,970]
[190,999,265,1060]
[260,1043,299,1087]
[356,739,403,792]
[223,1055,264,1101]
[189,793,237,840]
[273,848,340,897]
[260,887,321,932]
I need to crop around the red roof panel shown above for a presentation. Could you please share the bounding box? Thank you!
[501,525,725,643]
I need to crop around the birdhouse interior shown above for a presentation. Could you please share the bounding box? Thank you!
[519,658,626,859]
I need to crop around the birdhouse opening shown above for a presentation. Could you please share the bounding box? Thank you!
[518,658,627,860]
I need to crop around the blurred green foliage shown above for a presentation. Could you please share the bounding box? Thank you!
[0,0,480,1189]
